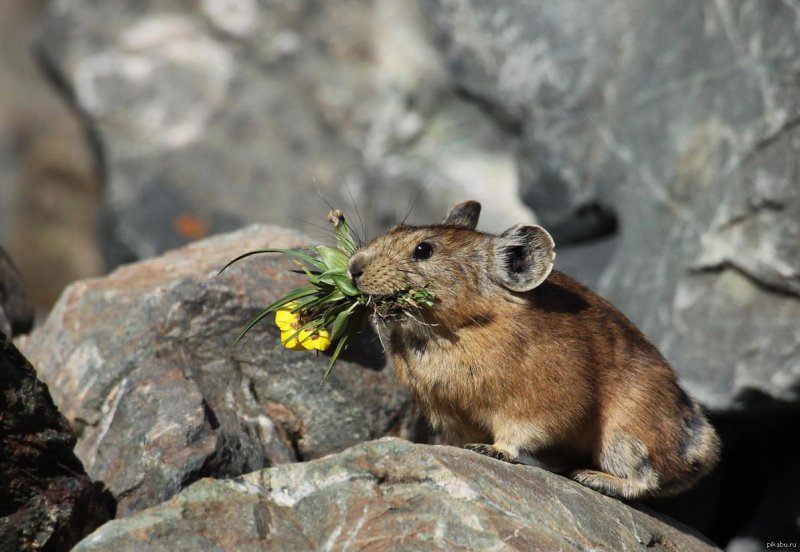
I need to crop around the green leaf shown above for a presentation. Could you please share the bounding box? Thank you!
[218,248,324,275]
[314,267,345,287]
[322,331,350,381]
[319,267,347,278]
[330,303,358,341]
[315,246,350,271]
[330,273,359,297]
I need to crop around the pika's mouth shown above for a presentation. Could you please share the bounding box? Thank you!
[364,286,436,322]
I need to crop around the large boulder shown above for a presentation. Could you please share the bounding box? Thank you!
[0,332,113,550]
[20,225,424,516]
[36,0,534,269]
[420,0,800,413]
[72,438,719,551]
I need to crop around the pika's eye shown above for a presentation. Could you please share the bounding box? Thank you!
[413,242,433,260]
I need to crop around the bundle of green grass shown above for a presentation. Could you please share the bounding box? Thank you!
[220,211,434,379]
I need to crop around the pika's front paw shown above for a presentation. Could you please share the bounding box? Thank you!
[465,443,518,464]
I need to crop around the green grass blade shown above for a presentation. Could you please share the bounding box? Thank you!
[322,331,350,381]
[317,288,346,305]
[218,248,325,275]
[234,307,274,346]
[292,262,319,284]
[337,234,358,255]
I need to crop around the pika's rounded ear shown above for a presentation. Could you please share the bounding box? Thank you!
[442,200,481,230]
[493,224,556,292]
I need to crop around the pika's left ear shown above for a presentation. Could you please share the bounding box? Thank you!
[492,224,556,292]
[442,200,481,230]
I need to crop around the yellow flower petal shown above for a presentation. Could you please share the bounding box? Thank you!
[280,330,305,351]
[275,302,301,331]
[298,328,331,351]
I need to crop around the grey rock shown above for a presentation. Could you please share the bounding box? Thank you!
[21,224,423,516]
[0,247,34,337]
[421,0,800,412]
[0,332,114,551]
[73,438,719,551]
[36,0,535,269]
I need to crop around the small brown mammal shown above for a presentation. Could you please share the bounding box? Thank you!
[347,200,720,499]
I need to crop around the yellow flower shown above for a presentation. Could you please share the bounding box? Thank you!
[299,328,332,351]
[275,301,331,351]
[281,328,331,351]
[280,329,308,351]
[275,301,301,332]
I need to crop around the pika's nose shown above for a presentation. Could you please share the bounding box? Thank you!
[348,255,365,286]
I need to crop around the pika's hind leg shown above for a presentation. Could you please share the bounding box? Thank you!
[569,469,653,499]
[570,436,659,499]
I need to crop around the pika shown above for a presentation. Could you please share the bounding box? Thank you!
[347,200,720,499]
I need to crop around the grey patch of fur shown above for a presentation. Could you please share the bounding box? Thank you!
[679,399,715,468]
[602,436,659,488]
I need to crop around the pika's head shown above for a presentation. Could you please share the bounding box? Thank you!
[347,201,556,310]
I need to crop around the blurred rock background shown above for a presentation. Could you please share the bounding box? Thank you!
[0,0,104,313]
[2,0,800,549]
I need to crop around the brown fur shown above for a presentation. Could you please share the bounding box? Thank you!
[347,202,720,499]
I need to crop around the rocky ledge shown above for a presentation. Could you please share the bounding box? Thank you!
[73,438,717,551]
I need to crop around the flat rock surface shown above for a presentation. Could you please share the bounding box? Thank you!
[73,438,718,551]
[21,224,423,516]
[0,333,113,550]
